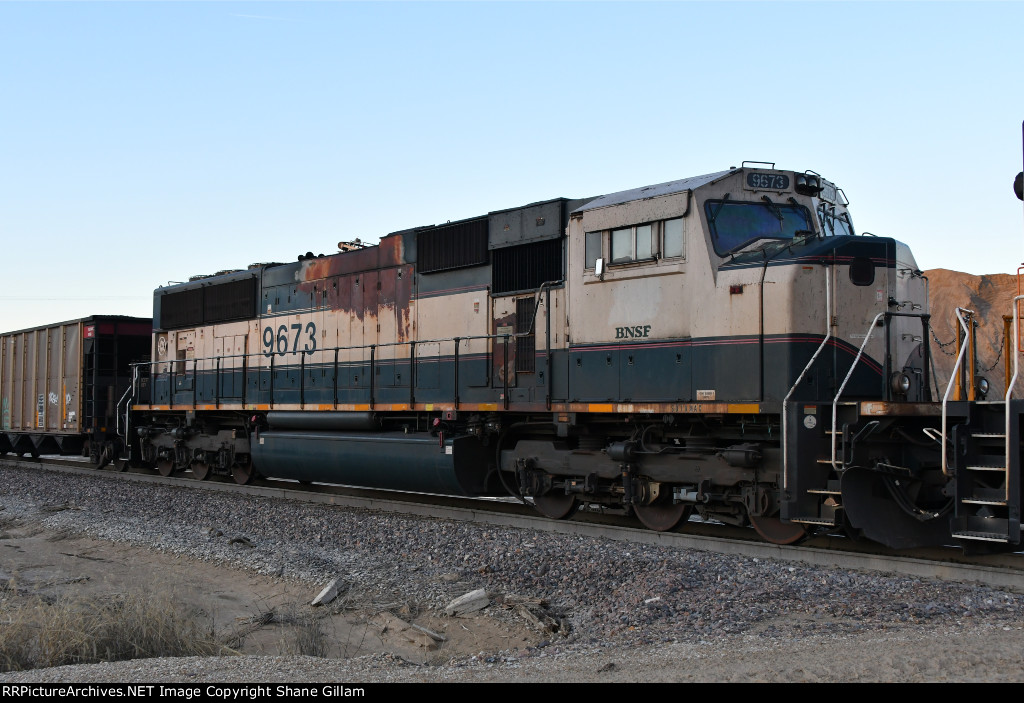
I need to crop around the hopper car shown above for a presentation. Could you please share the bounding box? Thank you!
[0,316,151,464]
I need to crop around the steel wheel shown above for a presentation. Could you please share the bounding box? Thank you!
[748,514,807,545]
[190,460,211,481]
[156,458,176,477]
[231,462,255,486]
[532,492,578,520]
[93,442,114,470]
[635,500,693,532]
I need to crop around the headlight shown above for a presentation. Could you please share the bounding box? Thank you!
[795,172,823,196]
[890,372,911,395]
[976,377,990,399]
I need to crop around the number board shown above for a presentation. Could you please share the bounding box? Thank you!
[743,171,790,192]
[819,179,838,204]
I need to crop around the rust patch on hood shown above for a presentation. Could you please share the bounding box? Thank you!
[293,234,412,330]
[299,233,407,282]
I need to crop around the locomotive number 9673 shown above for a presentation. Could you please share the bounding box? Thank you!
[262,322,317,358]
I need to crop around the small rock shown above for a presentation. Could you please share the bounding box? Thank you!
[312,577,347,606]
[445,588,490,616]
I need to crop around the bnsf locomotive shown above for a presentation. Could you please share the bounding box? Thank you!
[6,161,1020,553]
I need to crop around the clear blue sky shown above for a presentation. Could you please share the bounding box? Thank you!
[2,1,1023,332]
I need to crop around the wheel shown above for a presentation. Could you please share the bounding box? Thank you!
[156,458,176,477]
[748,514,807,545]
[634,500,693,532]
[231,462,255,486]
[190,461,211,481]
[93,443,113,470]
[532,492,578,520]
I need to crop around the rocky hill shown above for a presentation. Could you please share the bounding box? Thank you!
[925,268,1018,398]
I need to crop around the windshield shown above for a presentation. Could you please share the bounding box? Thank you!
[704,199,812,255]
[817,203,855,237]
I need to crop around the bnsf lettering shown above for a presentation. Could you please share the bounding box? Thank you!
[615,325,652,339]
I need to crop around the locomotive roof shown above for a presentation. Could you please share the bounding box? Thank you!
[572,170,732,213]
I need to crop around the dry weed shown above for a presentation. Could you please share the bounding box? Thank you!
[0,591,234,672]
[277,605,330,658]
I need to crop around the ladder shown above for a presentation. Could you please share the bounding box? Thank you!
[946,296,1023,544]
[949,402,1021,542]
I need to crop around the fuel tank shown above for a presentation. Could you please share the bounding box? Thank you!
[251,430,506,496]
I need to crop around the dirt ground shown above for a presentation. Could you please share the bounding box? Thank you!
[0,515,538,666]
[8,511,1024,682]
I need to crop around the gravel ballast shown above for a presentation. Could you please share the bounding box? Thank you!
[2,462,1024,683]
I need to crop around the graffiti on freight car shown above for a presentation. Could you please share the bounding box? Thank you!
[1,397,9,430]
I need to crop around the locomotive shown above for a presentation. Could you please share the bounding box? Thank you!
[25,159,1019,552]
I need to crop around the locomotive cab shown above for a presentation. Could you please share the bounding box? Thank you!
[561,164,935,539]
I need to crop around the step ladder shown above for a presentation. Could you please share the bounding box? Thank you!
[789,310,892,528]
[950,403,1021,543]
[946,299,1023,545]
[790,476,844,527]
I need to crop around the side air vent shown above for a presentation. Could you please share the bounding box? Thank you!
[160,288,204,329]
[418,218,489,274]
[492,238,563,295]
[160,278,258,330]
[204,278,258,323]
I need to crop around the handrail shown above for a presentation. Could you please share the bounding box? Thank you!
[115,371,135,440]
[115,364,140,462]
[132,329,546,410]
[831,312,885,470]
[1004,295,1023,499]
[941,308,975,477]
[781,266,830,491]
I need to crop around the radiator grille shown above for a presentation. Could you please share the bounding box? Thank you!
[160,278,257,330]
[492,238,562,295]
[418,218,489,274]
[160,288,203,329]
[204,278,257,323]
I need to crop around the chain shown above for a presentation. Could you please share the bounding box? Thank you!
[930,328,958,357]
[929,324,1007,371]
[980,332,1006,374]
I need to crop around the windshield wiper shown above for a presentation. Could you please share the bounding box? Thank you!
[709,193,730,223]
[727,228,818,263]
[839,212,854,236]
[760,195,784,222]
[819,204,835,236]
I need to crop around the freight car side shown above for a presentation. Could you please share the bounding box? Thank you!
[0,316,151,463]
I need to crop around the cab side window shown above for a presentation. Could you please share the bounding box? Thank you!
[586,217,685,269]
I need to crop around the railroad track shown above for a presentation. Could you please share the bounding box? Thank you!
[5,455,1024,592]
